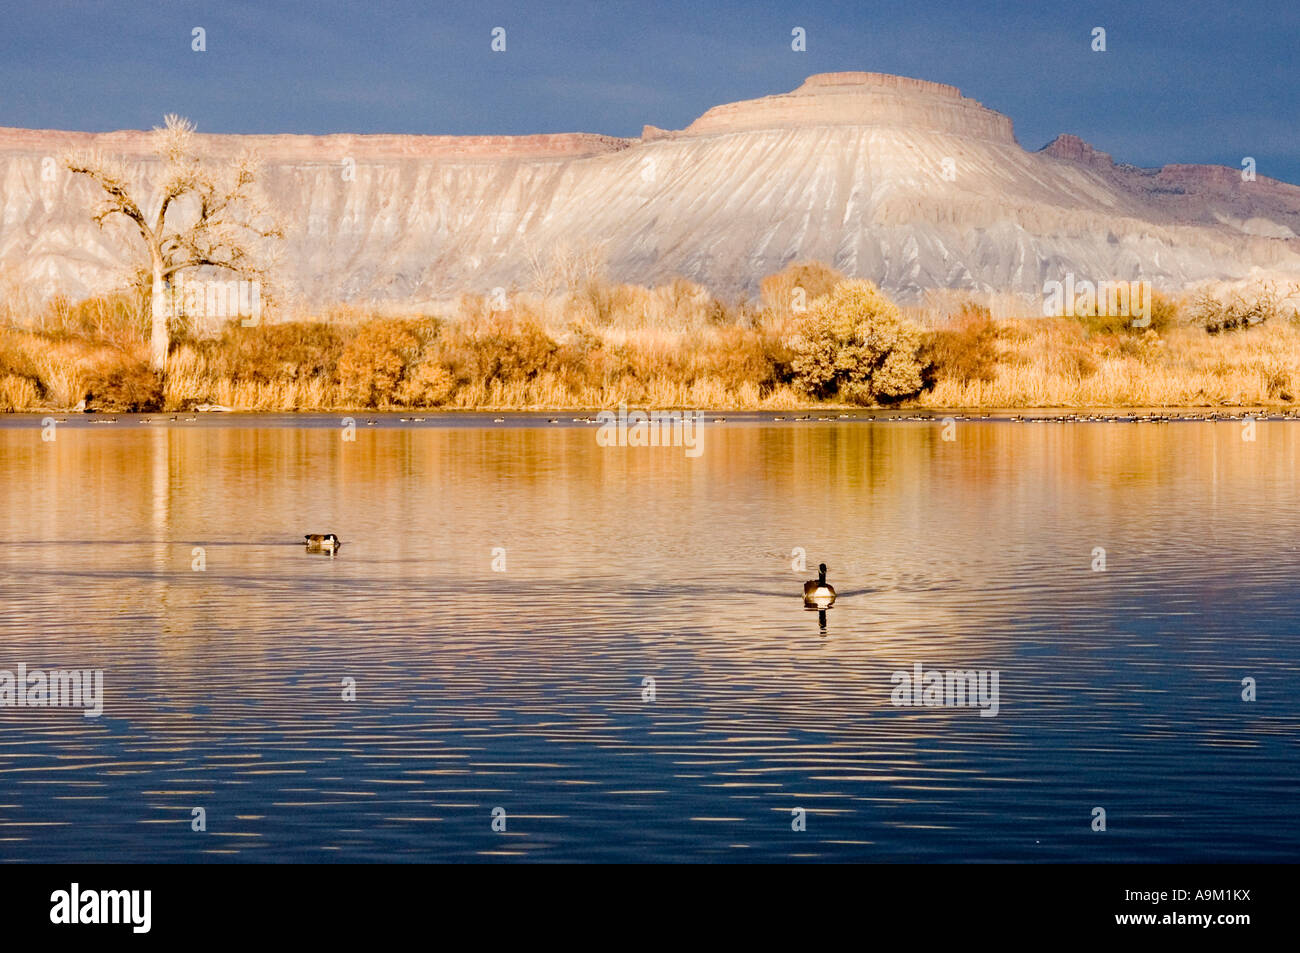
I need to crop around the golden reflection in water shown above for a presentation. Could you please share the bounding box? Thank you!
[1,417,1297,861]
[3,418,1298,653]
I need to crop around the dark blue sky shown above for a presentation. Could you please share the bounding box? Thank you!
[3,0,1297,182]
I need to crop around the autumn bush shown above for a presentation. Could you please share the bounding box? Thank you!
[922,303,999,388]
[696,324,779,390]
[1193,283,1298,334]
[38,290,149,351]
[337,320,427,407]
[83,360,164,412]
[395,358,457,406]
[0,334,44,387]
[0,332,46,410]
[789,280,925,404]
[1077,289,1178,335]
[201,320,347,385]
[443,312,559,383]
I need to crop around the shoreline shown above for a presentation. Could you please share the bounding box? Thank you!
[6,406,1299,423]
[7,278,1300,416]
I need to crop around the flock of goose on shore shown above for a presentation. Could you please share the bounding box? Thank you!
[64,410,1300,425]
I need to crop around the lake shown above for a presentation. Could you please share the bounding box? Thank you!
[0,413,1297,862]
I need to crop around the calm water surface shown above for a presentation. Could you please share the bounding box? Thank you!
[0,414,1297,862]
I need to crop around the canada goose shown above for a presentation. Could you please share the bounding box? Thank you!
[304,533,342,554]
[803,563,836,607]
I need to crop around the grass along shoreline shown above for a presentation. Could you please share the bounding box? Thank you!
[4,263,1300,413]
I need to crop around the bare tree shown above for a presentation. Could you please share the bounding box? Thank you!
[524,241,560,299]
[66,115,282,371]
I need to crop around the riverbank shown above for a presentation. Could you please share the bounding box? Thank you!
[8,320,1300,413]
[6,409,1300,428]
[4,269,1298,413]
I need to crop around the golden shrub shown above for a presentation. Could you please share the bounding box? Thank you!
[790,280,924,404]
[396,360,457,407]
[923,303,999,387]
[84,360,164,412]
[338,320,421,407]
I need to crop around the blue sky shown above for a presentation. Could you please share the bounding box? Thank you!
[2,0,1297,182]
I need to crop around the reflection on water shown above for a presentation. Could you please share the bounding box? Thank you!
[0,414,1298,862]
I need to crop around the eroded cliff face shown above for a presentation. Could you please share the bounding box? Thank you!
[2,71,1299,307]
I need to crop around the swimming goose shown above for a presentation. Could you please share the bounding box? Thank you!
[803,563,836,607]
[304,533,342,554]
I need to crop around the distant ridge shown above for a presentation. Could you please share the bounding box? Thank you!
[2,72,1299,305]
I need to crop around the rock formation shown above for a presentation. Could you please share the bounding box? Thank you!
[2,71,1299,308]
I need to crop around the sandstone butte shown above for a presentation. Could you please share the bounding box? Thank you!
[2,71,1299,306]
